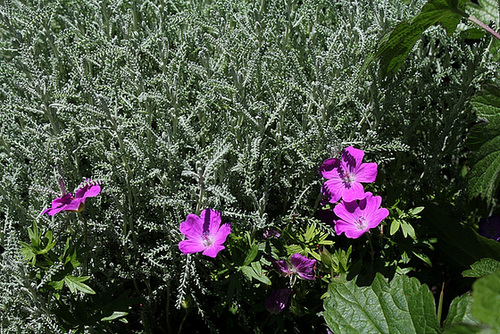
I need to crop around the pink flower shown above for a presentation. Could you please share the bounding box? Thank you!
[42,180,101,216]
[274,253,316,280]
[320,146,378,203]
[333,192,389,239]
[178,208,231,258]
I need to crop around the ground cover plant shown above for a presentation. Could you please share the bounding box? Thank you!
[1,0,500,333]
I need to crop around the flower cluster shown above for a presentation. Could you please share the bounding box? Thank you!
[42,180,102,216]
[319,146,389,239]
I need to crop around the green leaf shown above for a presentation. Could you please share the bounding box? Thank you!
[423,202,500,268]
[376,0,468,76]
[471,84,500,122]
[443,294,481,329]
[463,258,500,278]
[468,0,498,28]
[409,207,425,216]
[390,219,401,235]
[63,275,96,294]
[101,311,128,322]
[49,279,65,291]
[324,273,441,334]
[471,268,500,328]
[467,84,500,202]
[240,265,271,285]
[243,242,259,266]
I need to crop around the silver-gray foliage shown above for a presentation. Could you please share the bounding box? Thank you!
[0,0,492,331]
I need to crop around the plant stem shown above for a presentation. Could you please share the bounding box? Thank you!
[437,281,445,324]
[468,15,500,41]
[80,212,89,275]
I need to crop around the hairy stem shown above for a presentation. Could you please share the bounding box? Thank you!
[469,15,500,41]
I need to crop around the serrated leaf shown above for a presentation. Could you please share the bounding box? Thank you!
[376,0,468,76]
[443,294,481,329]
[467,84,500,202]
[64,275,96,294]
[471,268,500,328]
[471,84,500,122]
[324,273,441,334]
[468,0,498,27]
[463,258,500,278]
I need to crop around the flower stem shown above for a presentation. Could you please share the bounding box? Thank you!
[80,212,89,275]
[468,15,500,41]
[437,281,445,324]
[367,233,375,271]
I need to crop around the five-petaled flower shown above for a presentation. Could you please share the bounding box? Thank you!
[265,288,290,314]
[333,192,389,239]
[178,208,231,258]
[274,253,316,280]
[42,180,101,216]
[320,146,378,203]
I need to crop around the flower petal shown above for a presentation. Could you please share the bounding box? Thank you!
[290,253,316,280]
[265,289,290,314]
[211,223,231,246]
[322,178,343,203]
[75,183,101,199]
[355,162,378,183]
[179,214,204,239]
[366,208,389,229]
[343,146,364,169]
[341,182,365,202]
[319,158,341,179]
[202,244,225,258]
[333,200,359,223]
[200,208,222,235]
[179,238,205,255]
[334,220,367,239]
[273,260,290,274]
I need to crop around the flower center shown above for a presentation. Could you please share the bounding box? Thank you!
[355,216,367,230]
[338,166,356,188]
[202,232,214,247]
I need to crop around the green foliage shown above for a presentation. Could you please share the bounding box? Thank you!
[462,258,500,278]
[467,83,500,203]
[375,0,468,76]
[389,206,424,239]
[471,268,500,329]
[445,269,500,333]
[423,203,500,268]
[324,273,441,334]
[442,294,481,331]
[20,221,56,266]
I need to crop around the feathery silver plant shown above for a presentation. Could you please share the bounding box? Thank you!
[0,0,494,331]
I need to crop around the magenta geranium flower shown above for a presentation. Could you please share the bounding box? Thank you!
[265,289,290,314]
[274,253,316,280]
[333,192,389,239]
[42,180,101,216]
[320,146,378,203]
[178,208,231,258]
